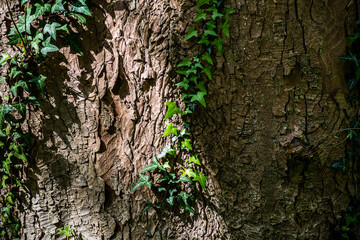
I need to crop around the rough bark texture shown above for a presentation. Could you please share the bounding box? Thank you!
[1,0,359,239]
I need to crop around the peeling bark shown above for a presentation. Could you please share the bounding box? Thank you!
[1,0,359,239]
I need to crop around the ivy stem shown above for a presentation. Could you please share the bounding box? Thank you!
[5,0,28,57]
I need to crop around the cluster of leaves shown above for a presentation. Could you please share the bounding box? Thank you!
[58,225,81,240]
[133,0,233,214]
[335,19,360,240]
[0,0,91,238]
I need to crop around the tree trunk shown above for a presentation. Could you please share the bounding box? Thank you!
[0,0,359,239]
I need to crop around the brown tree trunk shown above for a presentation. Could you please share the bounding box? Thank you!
[0,0,359,239]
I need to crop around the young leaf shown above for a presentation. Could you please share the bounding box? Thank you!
[165,102,181,120]
[162,123,178,137]
[181,138,192,151]
[189,154,201,166]
[190,91,207,107]
[184,27,198,42]
[193,174,208,190]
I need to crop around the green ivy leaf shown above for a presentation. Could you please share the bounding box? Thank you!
[184,27,198,42]
[0,104,14,130]
[189,154,201,166]
[0,53,10,66]
[30,31,44,52]
[41,37,59,56]
[194,9,207,22]
[69,12,87,24]
[201,65,212,80]
[205,20,216,30]
[196,0,210,8]
[190,91,207,107]
[181,138,192,151]
[144,201,154,211]
[163,161,171,169]
[141,163,158,173]
[56,24,70,34]
[162,123,178,137]
[220,22,230,37]
[29,74,47,95]
[166,196,174,206]
[10,80,29,97]
[202,52,213,65]
[132,174,151,191]
[157,143,174,158]
[178,175,192,183]
[211,10,223,20]
[176,79,189,90]
[204,29,217,37]
[44,22,62,40]
[34,3,51,18]
[72,0,92,16]
[21,0,29,6]
[177,57,192,67]
[212,38,224,54]
[164,102,181,120]
[0,77,5,83]
[198,37,210,46]
[51,0,65,13]
[193,173,208,190]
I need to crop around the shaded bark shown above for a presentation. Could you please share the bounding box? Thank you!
[1,0,359,239]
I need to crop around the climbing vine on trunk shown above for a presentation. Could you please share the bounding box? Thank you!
[133,0,233,214]
[0,0,90,238]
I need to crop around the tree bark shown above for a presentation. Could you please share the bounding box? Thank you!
[0,0,359,239]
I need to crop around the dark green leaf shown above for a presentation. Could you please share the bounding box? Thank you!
[144,201,154,211]
[72,0,92,16]
[212,38,224,54]
[211,10,223,20]
[196,0,210,8]
[44,22,61,40]
[198,37,210,46]
[220,22,230,37]
[190,91,207,107]
[184,27,198,42]
[63,33,84,55]
[194,9,206,22]
[201,65,212,80]
[56,24,70,34]
[69,12,87,24]
[204,29,217,37]
[34,3,51,18]
[29,74,47,95]
[51,0,65,13]
[202,52,213,65]
[177,57,192,67]
[41,37,59,56]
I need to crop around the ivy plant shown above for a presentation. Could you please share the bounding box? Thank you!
[133,0,233,214]
[0,0,91,238]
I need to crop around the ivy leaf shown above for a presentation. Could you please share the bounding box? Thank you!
[178,175,192,183]
[0,104,14,130]
[44,22,62,40]
[176,79,189,90]
[34,3,51,18]
[177,57,192,67]
[189,154,201,166]
[0,53,10,66]
[220,22,230,37]
[190,91,207,107]
[162,123,178,137]
[63,33,84,55]
[157,143,173,158]
[141,163,158,173]
[201,65,212,80]
[195,81,207,94]
[165,102,181,120]
[72,0,92,16]
[193,173,208,190]
[211,10,223,20]
[212,38,224,55]
[194,9,207,22]
[202,52,213,65]
[163,161,171,169]
[144,201,154,211]
[184,27,198,42]
[10,80,29,97]
[181,138,192,151]
[21,0,29,6]
[205,20,216,30]
[166,196,174,206]
[41,37,59,56]
[69,13,87,24]
[204,29,217,37]
[30,31,44,52]
[198,37,210,46]
[51,0,65,13]
[132,174,151,191]
[29,74,47,95]
[0,77,6,83]
[196,0,210,8]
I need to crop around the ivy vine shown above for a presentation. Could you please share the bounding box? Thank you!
[133,0,233,214]
[0,0,91,238]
